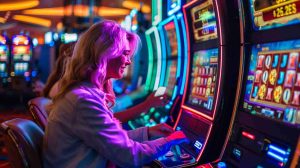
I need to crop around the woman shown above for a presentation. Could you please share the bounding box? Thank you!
[43,20,187,168]
[41,40,167,123]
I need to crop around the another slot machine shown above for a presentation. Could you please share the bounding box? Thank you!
[11,34,32,89]
[203,0,300,167]
[0,34,10,87]
[152,0,241,167]
[129,0,189,128]
[128,26,163,128]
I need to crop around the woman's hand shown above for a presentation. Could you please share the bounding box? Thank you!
[148,123,174,139]
[145,91,168,109]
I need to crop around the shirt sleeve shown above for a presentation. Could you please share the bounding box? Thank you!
[73,93,171,168]
[127,127,149,142]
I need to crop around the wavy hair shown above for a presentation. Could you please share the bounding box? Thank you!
[52,20,140,108]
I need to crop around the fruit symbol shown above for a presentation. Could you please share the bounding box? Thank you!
[273,86,283,103]
[207,77,212,86]
[258,84,267,100]
[269,69,277,85]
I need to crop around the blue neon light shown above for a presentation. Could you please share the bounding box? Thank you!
[269,145,289,155]
[157,15,182,102]
[267,151,284,162]
[194,140,203,150]
[178,13,187,95]
[167,0,181,16]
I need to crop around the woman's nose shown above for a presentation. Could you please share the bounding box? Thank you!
[125,58,131,65]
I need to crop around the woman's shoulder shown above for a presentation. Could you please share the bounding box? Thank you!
[67,81,106,102]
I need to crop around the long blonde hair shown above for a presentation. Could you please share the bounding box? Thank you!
[52,20,140,108]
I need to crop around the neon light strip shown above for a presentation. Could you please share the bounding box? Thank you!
[182,105,213,121]
[241,131,255,140]
[181,2,192,108]
[211,0,223,120]
[267,151,285,162]
[158,15,182,101]
[269,145,289,155]
[152,0,162,26]
[167,0,182,16]
[158,20,168,86]
[145,28,155,91]
[153,27,162,90]
[178,13,188,95]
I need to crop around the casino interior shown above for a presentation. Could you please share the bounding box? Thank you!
[0,0,299,167]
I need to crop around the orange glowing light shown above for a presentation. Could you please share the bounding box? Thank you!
[14,46,28,54]
[22,5,129,17]
[13,15,51,27]
[98,7,130,16]
[56,22,63,31]
[23,7,65,16]
[0,36,6,44]
[0,0,39,11]
[122,1,151,13]
[0,17,6,23]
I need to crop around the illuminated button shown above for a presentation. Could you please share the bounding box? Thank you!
[180,153,191,160]
[165,151,174,157]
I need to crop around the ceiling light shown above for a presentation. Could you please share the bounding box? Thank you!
[122,1,151,13]
[13,15,51,27]
[0,0,39,11]
[98,7,130,16]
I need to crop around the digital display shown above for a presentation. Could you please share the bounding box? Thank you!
[14,62,29,76]
[0,45,9,62]
[61,33,78,44]
[164,21,178,57]
[165,60,178,97]
[0,35,7,45]
[186,48,219,115]
[191,0,217,42]
[243,40,300,125]
[0,63,7,77]
[12,46,31,61]
[12,35,29,45]
[249,0,300,31]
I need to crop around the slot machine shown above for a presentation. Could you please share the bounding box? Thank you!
[128,0,164,128]
[10,34,33,89]
[0,34,10,87]
[128,0,190,128]
[151,0,241,167]
[202,0,300,167]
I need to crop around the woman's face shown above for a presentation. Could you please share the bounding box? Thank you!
[106,39,132,79]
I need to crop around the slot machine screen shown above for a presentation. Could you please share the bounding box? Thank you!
[243,39,300,125]
[14,62,29,76]
[164,21,178,57]
[249,0,300,31]
[12,46,31,61]
[0,63,6,77]
[0,45,9,62]
[186,48,219,116]
[165,60,178,97]
[190,0,218,42]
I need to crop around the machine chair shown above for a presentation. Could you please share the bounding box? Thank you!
[28,97,51,130]
[0,118,44,168]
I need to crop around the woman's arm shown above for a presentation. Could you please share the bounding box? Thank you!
[74,93,171,167]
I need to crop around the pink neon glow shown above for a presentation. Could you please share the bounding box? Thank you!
[242,131,255,140]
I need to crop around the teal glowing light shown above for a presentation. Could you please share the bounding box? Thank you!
[152,0,162,26]
[178,13,188,95]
